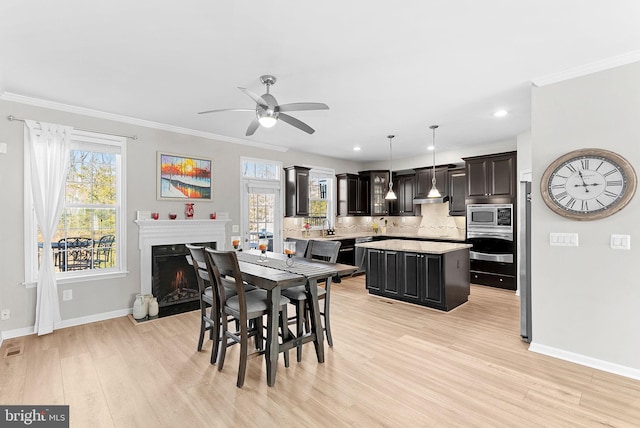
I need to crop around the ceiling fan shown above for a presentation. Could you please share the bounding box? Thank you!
[198,75,329,136]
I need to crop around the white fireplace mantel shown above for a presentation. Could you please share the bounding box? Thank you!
[135,219,230,294]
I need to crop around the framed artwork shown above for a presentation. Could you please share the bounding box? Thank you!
[157,152,212,200]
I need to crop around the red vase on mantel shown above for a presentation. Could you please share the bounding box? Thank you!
[185,203,194,219]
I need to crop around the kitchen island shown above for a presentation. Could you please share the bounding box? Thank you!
[356,239,472,311]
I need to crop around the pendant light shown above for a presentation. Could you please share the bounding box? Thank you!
[427,125,442,198]
[384,135,397,200]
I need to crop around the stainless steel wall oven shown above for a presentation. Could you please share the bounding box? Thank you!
[466,203,516,289]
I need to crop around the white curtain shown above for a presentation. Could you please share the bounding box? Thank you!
[25,120,72,335]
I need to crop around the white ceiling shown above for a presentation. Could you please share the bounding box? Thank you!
[2,1,640,162]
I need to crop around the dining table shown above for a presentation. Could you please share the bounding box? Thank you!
[235,249,357,386]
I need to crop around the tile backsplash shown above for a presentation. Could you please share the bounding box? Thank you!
[283,203,465,240]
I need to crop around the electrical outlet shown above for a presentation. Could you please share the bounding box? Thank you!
[62,289,73,301]
[1,309,10,320]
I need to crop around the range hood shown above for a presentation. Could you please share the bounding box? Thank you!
[413,195,449,204]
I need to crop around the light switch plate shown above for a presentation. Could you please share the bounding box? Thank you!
[610,234,631,250]
[0,142,7,154]
[232,224,239,233]
[550,232,579,246]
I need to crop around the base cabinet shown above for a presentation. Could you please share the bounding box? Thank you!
[366,248,469,311]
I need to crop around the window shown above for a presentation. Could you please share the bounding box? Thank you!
[241,157,282,252]
[25,130,126,284]
[242,158,280,180]
[307,168,334,229]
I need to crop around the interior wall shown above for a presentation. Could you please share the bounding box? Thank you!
[530,62,640,373]
[0,99,363,333]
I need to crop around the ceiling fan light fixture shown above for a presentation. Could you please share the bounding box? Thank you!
[257,108,278,128]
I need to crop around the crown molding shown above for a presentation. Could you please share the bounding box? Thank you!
[532,50,640,87]
[0,92,289,153]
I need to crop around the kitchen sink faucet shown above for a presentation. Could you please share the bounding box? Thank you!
[322,218,330,237]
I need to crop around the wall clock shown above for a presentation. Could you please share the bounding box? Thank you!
[540,148,637,220]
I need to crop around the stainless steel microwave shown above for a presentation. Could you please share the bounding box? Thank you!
[466,203,513,234]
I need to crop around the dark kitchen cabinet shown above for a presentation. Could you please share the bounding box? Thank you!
[365,249,384,291]
[448,167,466,216]
[402,252,443,305]
[415,166,449,199]
[365,249,400,296]
[401,252,424,303]
[365,248,469,311]
[464,152,516,202]
[336,173,369,216]
[389,174,417,216]
[284,166,310,217]
[336,238,356,266]
[360,170,390,215]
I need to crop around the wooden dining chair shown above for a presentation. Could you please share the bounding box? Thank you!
[186,244,219,360]
[281,239,341,362]
[186,244,256,364]
[204,248,290,388]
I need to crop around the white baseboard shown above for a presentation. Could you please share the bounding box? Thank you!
[529,342,640,381]
[0,308,132,340]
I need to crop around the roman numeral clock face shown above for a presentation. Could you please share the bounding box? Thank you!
[541,149,637,220]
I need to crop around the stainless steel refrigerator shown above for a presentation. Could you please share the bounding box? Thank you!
[519,180,532,342]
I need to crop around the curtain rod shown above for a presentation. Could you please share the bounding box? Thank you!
[7,115,138,140]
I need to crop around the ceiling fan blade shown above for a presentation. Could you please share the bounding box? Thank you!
[277,102,329,112]
[278,113,315,134]
[238,87,269,108]
[197,108,254,114]
[245,118,260,136]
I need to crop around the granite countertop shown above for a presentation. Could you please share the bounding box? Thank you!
[355,239,472,254]
[309,231,467,242]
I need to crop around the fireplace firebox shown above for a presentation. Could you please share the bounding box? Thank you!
[151,242,216,317]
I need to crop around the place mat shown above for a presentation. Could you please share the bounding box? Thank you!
[237,252,336,278]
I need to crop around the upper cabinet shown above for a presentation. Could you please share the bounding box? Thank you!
[389,174,417,216]
[463,152,517,203]
[336,173,369,216]
[360,170,390,216]
[415,167,449,199]
[448,167,466,216]
[284,166,310,217]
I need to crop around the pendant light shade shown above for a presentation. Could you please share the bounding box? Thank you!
[427,125,442,198]
[385,134,397,200]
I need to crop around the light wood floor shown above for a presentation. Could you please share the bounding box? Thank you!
[1,277,639,427]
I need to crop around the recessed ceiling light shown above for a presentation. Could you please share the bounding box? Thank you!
[427,145,435,151]
[493,109,508,117]
[353,146,361,151]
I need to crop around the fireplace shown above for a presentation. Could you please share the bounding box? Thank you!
[151,242,216,317]
[135,219,229,304]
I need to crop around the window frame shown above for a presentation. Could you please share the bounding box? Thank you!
[306,166,335,230]
[240,157,283,253]
[24,129,127,286]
